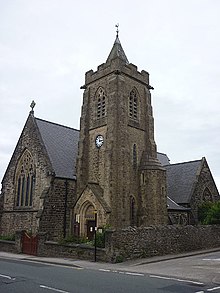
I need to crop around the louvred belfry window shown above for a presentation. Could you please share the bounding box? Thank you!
[97,87,106,119]
[129,88,138,120]
[15,149,35,207]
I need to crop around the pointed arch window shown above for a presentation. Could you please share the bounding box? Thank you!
[133,144,137,170]
[97,87,106,119]
[130,196,136,226]
[203,187,212,201]
[15,150,36,207]
[129,88,138,120]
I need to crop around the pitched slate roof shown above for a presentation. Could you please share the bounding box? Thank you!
[167,197,189,211]
[157,152,170,165]
[164,160,202,204]
[35,117,79,179]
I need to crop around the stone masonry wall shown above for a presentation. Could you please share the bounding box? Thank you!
[0,225,220,263]
[0,240,16,253]
[0,114,52,236]
[105,225,220,262]
[190,159,220,224]
[39,178,76,240]
[37,232,106,261]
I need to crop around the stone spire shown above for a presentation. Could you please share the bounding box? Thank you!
[106,25,129,64]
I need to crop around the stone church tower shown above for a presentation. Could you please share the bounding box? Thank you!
[74,32,168,237]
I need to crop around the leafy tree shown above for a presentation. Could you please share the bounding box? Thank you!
[204,201,220,224]
[198,201,220,224]
[198,201,213,223]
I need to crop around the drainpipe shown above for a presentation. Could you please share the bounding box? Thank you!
[63,180,68,238]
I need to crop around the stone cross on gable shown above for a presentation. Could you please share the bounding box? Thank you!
[30,100,36,115]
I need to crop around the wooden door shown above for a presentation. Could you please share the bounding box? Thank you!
[87,220,96,240]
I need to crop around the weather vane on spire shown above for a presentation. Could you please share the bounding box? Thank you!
[115,23,119,37]
[30,100,36,115]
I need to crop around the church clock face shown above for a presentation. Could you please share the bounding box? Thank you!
[95,135,104,148]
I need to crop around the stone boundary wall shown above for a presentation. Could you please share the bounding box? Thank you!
[0,231,22,254]
[0,240,16,253]
[37,233,106,261]
[0,226,220,263]
[105,225,220,262]
[38,241,106,261]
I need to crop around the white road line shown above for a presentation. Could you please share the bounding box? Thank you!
[40,285,70,293]
[207,286,220,291]
[149,275,204,285]
[0,273,15,280]
[98,269,144,277]
[203,258,220,261]
[195,291,204,293]
[125,272,144,276]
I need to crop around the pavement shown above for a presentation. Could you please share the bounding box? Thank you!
[1,247,220,273]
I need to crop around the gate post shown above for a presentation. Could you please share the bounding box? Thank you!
[15,230,25,253]
[37,232,48,256]
[104,229,115,262]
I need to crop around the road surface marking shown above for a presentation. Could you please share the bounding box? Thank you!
[149,275,204,285]
[203,258,220,261]
[207,286,220,291]
[99,269,111,272]
[195,291,204,293]
[98,269,144,277]
[0,274,15,280]
[125,272,144,276]
[40,285,70,293]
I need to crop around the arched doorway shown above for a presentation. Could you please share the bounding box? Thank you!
[78,202,96,240]
[85,204,96,240]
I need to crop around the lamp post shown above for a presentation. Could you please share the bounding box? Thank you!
[94,209,97,262]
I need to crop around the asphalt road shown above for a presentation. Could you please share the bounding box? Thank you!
[129,251,220,285]
[0,257,210,293]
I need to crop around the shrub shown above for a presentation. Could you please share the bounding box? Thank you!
[115,255,124,263]
[93,231,105,248]
[92,225,111,248]
[0,234,15,241]
[59,235,88,245]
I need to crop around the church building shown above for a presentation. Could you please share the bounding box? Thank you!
[0,32,219,240]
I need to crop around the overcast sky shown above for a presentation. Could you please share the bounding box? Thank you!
[1,0,220,191]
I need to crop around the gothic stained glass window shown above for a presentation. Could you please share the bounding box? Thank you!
[16,177,21,206]
[15,150,35,207]
[97,87,106,119]
[129,88,138,120]
[133,144,137,170]
[25,174,30,206]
